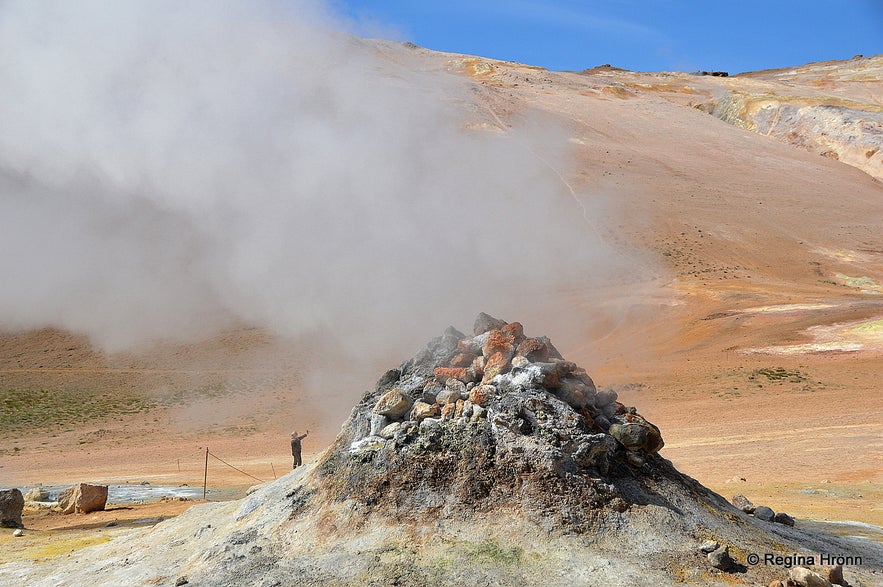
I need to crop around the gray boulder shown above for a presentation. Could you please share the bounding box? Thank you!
[473,312,507,335]
[0,488,24,528]
[753,505,775,522]
[773,512,795,526]
[707,544,735,571]
[608,414,664,454]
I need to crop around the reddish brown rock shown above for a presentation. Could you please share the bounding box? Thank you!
[454,399,465,418]
[481,329,515,360]
[434,367,469,383]
[481,351,511,384]
[468,384,493,406]
[449,353,475,368]
[440,402,457,420]
[515,337,549,362]
[501,322,525,344]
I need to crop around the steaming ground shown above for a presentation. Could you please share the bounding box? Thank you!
[1,0,882,568]
[0,0,631,358]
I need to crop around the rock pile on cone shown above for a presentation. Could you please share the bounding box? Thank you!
[320,313,668,532]
[351,312,663,463]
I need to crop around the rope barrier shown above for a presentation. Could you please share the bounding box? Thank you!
[207,450,266,483]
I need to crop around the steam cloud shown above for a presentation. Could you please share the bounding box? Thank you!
[0,1,633,367]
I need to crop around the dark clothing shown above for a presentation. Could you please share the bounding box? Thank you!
[291,433,308,468]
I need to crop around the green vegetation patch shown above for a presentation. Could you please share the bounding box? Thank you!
[0,387,154,438]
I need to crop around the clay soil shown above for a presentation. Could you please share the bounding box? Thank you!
[2,54,882,544]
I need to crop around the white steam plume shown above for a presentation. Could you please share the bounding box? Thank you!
[0,1,632,366]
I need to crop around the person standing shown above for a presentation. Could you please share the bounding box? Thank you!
[291,430,309,469]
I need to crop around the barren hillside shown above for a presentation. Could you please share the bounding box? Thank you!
[2,46,881,535]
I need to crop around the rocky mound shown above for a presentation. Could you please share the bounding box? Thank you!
[319,312,669,533]
[3,315,880,587]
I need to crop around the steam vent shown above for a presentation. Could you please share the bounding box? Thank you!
[9,315,880,586]
[324,312,668,531]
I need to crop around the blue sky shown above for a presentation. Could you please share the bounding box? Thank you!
[335,1,882,73]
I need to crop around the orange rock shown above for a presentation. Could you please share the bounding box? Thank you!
[440,402,457,420]
[468,384,493,406]
[481,351,511,384]
[434,367,469,383]
[515,337,549,362]
[501,322,525,343]
[454,399,465,418]
[482,329,515,359]
[449,353,475,368]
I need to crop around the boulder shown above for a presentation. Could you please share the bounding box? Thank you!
[698,540,719,553]
[379,422,403,439]
[433,367,470,384]
[825,565,843,586]
[753,506,775,522]
[0,489,24,528]
[481,351,511,384]
[481,329,516,360]
[373,389,412,420]
[422,382,442,404]
[707,544,735,571]
[608,414,664,453]
[595,389,618,407]
[473,312,507,335]
[449,353,474,368]
[731,494,755,513]
[531,362,560,388]
[410,401,440,422]
[24,486,50,502]
[555,378,590,409]
[789,566,832,587]
[436,388,461,405]
[58,483,108,514]
[468,384,493,406]
[773,512,795,526]
[515,337,549,362]
[572,434,616,467]
[440,402,457,420]
[500,322,525,344]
